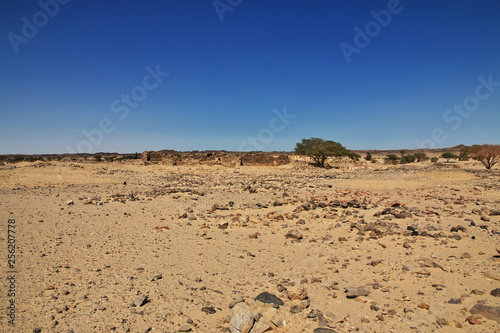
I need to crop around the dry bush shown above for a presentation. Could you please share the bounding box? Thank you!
[470,144,500,169]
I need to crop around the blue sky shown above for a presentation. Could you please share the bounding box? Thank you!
[1,0,499,154]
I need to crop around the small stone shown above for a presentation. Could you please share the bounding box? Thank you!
[448,298,461,304]
[313,328,337,333]
[461,253,471,259]
[345,286,370,298]
[229,302,254,333]
[287,287,308,301]
[436,318,449,326]
[466,317,482,325]
[361,317,370,323]
[178,325,192,332]
[255,292,284,306]
[285,229,303,240]
[491,288,500,297]
[135,295,148,307]
[470,303,500,321]
[290,299,310,313]
[83,198,92,204]
[218,221,228,229]
[66,200,74,205]
[418,302,430,310]
[395,212,412,219]
[201,306,217,314]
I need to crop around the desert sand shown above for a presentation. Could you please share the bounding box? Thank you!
[1,159,499,333]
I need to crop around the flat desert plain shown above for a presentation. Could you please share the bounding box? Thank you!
[1,160,499,333]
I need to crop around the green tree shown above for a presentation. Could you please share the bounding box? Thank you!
[441,152,459,163]
[415,152,427,162]
[347,151,361,161]
[294,137,348,167]
[384,154,400,165]
[431,157,439,163]
[402,155,416,163]
[459,146,470,161]
[94,155,102,162]
[365,152,372,161]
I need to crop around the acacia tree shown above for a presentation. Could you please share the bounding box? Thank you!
[469,144,500,169]
[294,137,348,167]
[441,152,459,163]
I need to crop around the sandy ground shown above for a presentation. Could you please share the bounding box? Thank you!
[0,160,499,333]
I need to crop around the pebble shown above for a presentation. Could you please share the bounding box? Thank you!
[313,328,337,333]
[134,295,148,307]
[285,229,303,240]
[418,302,430,310]
[345,286,370,298]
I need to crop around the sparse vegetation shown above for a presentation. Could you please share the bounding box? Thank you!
[401,154,416,164]
[365,152,372,161]
[431,157,439,163]
[459,146,470,161]
[384,154,400,165]
[347,151,361,161]
[414,152,428,162]
[469,144,500,169]
[294,137,349,167]
[94,155,102,162]
[441,152,459,163]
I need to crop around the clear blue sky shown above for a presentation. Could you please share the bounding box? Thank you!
[1,0,499,154]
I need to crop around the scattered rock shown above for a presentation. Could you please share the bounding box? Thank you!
[286,287,308,301]
[290,299,310,313]
[134,295,148,307]
[345,286,370,298]
[466,317,482,325]
[255,292,284,306]
[418,302,430,310]
[201,306,217,314]
[436,318,449,326]
[470,303,500,321]
[229,302,254,333]
[285,229,303,240]
[313,328,337,333]
[491,288,500,297]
